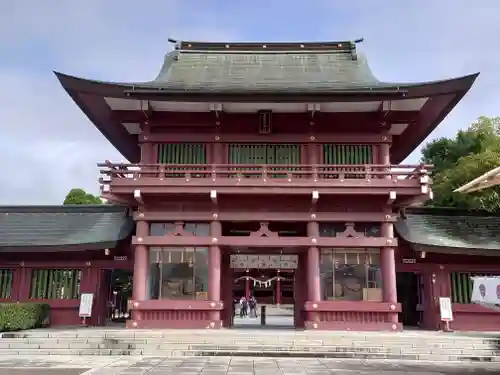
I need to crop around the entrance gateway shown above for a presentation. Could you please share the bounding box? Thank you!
[2,38,473,331]
[230,254,298,328]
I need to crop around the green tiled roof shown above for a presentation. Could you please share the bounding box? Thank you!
[122,40,416,94]
[395,207,500,250]
[0,205,134,249]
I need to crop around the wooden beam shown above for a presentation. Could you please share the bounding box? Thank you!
[210,189,217,204]
[132,235,397,248]
[134,189,144,204]
[312,190,319,204]
[113,110,419,125]
[139,133,392,144]
[111,185,424,196]
[133,211,398,222]
[387,190,396,204]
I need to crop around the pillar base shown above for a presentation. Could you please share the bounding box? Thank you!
[304,320,403,331]
[126,319,223,329]
[126,299,224,329]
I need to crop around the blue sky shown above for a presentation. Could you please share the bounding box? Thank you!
[1,0,499,204]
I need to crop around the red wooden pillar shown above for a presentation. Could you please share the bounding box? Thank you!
[209,221,222,321]
[131,220,149,323]
[245,271,250,299]
[16,266,31,301]
[276,270,281,305]
[381,217,397,309]
[380,142,399,326]
[294,254,306,328]
[307,248,321,302]
[141,121,155,164]
[307,222,321,322]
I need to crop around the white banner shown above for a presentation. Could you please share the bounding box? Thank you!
[230,254,298,269]
[471,276,500,311]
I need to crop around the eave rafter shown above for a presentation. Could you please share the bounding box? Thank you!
[141,100,154,121]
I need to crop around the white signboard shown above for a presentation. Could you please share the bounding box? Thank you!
[79,293,94,318]
[439,297,453,322]
[230,254,298,269]
[471,276,500,312]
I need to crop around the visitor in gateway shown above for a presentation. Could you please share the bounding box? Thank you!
[249,295,258,318]
[239,296,248,317]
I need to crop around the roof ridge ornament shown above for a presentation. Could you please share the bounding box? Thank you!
[168,38,182,51]
[350,38,363,61]
[173,39,364,53]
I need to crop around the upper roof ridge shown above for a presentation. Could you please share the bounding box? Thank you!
[167,38,364,54]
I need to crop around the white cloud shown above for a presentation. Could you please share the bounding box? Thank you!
[0,0,499,204]
[0,0,237,204]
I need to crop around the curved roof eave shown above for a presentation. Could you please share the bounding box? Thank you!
[390,72,479,163]
[55,71,479,163]
[54,72,141,162]
[54,71,479,99]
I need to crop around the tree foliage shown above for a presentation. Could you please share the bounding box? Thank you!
[63,188,103,205]
[421,116,500,211]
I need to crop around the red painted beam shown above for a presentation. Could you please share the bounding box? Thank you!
[133,211,397,222]
[113,110,419,125]
[110,185,423,196]
[132,235,397,248]
[139,132,391,144]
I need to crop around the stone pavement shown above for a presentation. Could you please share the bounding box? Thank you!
[0,356,499,375]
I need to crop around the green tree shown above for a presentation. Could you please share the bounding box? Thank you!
[421,116,500,211]
[63,188,103,205]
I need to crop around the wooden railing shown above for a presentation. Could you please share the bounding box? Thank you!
[99,162,431,183]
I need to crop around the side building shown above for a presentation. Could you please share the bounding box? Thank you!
[1,39,495,331]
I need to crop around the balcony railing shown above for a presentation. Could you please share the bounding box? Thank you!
[99,163,431,195]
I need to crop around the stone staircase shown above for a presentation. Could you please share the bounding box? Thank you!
[1,328,500,362]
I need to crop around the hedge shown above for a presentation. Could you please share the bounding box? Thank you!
[0,303,50,332]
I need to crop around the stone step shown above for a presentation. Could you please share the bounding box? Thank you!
[4,330,497,342]
[0,338,493,350]
[2,329,499,362]
[0,342,496,355]
[0,339,498,359]
[0,348,497,362]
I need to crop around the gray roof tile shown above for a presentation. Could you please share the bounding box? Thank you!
[117,41,414,93]
[395,208,500,250]
[0,205,134,249]
[145,50,387,93]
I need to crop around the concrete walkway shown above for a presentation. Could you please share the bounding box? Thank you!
[0,356,498,374]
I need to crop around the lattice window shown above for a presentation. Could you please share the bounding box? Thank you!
[323,144,373,179]
[30,269,81,300]
[0,269,13,299]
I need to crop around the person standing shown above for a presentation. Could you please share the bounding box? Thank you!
[249,296,258,318]
[239,296,247,318]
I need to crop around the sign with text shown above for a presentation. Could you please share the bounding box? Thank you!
[230,254,298,269]
[79,293,94,318]
[401,258,416,264]
[439,297,453,322]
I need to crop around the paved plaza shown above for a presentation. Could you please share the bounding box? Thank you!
[0,356,499,375]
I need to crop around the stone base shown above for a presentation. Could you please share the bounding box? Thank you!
[304,320,402,331]
[126,319,223,329]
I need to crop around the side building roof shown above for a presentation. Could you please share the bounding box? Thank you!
[395,207,500,255]
[54,39,479,163]
[0,205,134,251]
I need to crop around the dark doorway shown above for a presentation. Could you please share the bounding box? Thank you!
[107,269,133,324]
[396,272,421,327]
